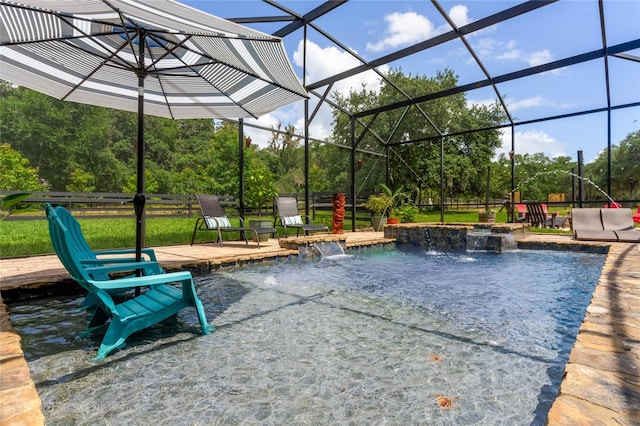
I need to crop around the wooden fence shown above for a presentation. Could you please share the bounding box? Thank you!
[1,191,371,221]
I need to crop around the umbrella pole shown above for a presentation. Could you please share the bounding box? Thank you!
[134,34,147,288]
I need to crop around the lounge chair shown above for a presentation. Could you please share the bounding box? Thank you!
[191,194,277,247]
[275,196,329,236]
[46,204,212,360]
[601,208,640,242]
[572,208,617,241]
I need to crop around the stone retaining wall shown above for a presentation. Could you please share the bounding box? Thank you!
[383,222,530,252]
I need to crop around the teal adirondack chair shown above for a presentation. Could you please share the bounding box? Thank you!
[49,203,165,326]
[46,204,212,360]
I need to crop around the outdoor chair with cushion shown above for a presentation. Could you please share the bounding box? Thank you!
[191,194,277,247]
[571,208,617,241]
[46,204,211,360]
[275,196,329,236]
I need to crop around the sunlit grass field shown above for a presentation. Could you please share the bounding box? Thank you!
[0,209,572,258]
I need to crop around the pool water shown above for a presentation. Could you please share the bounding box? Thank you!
[8,247,605,425]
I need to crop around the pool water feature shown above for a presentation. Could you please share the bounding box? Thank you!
[8,247,604,424]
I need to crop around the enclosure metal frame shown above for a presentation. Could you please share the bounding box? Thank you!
[228,0,640,230]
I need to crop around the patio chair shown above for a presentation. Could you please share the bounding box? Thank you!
[601,208,640,242]
[632,206,640,224]
[275,196,329,236]
[514,203,527,222]
[571,208,617,241]
[50,202,164,316]
[525,203,554,228]
[541,203,567,228]
[191,194,277,247]
[46,204,211,360]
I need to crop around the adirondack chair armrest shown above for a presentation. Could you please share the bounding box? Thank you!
[83,261,163,276]
[80,257,140,264]
[93,270,193,289]
[93,248,158,261]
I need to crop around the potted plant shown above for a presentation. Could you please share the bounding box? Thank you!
[246,169,278,241]
[380,183,410,224]
[478,207,497,223]
[364,192,392,231]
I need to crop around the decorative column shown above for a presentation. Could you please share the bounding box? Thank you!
[332,193,345,234]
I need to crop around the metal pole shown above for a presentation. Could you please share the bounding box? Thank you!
[510,126,515,223]
[385,144,390,187]
[440,136,444,222]
[607,108,612,199]
[351,118,357,232]
[238,118,245,218]
[304,99,310,218]
[134,31,147,266]
[571,167,576,208]
[577,150,584,207]
[485,166,491,211]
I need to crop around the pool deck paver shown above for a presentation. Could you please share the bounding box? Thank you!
[0,232,638,425]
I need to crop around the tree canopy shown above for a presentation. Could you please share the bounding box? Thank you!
[1,76,637,205]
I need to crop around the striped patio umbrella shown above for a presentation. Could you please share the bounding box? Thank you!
[0,0,307,260]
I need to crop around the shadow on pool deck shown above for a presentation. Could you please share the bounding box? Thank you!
[0,232,638,424]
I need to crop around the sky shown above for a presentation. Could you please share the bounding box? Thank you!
[183,0,640,163]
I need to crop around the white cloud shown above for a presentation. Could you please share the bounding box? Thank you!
[448,5,471,27]
[496,129,566,159]
[507,96,546,111]
[478,38,555,68]
[366,6,474,53]
[366,11,435,52]
[527,49,553,67]
[245,39,388,147]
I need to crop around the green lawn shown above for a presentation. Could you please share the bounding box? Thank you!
[0,210,572,258]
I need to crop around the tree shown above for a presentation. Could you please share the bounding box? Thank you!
[330,69,506,202]
[0,143,46,190]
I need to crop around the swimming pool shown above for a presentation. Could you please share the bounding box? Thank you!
[9,246,605,424]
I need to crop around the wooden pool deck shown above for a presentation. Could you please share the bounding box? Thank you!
[0,232,638,424]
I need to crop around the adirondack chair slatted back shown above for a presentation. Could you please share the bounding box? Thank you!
[46,205,118,313]
[525,202,550,227]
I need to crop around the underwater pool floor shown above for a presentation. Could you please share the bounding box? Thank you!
[4,245,613,425]
[1,233,639,425]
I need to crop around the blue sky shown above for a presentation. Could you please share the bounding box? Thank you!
[184,0,640,163]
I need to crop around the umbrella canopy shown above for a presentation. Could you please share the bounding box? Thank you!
[0,0,308,259]
[0,0,307,118]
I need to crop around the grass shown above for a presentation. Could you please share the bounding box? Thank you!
[0,213,344,258]
[0,210,572,258]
